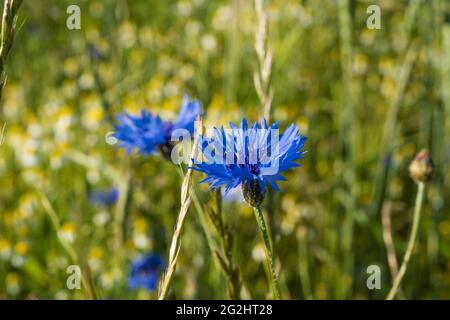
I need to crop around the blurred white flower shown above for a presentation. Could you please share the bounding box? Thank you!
[177,1,192,17]
[201,34,217,52]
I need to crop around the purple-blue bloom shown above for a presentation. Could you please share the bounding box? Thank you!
[89,187,119,206]
[128,254,164,291]
[192,118,306,205]
[114,96,202,157]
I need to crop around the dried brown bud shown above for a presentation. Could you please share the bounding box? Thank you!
[409,149,434,183]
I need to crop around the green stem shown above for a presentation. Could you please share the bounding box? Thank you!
[298,235,312,299]
[210,190,241,299]
[371,0,421,217]
[337,0,356,298]
[253,206,281,299]
[386,182,425,300]
[39,192,98,299]
[218,239,241,299]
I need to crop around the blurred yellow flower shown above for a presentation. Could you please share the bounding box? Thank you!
[353,54,368,75]
[133,217,149,249]
[134,217,148,234]
[14,241,28,256]
[89,246,105,271]
[0,239,12,260]
[145,75,165,103]
[18,193,37,218]
[63,57,79,78]
[59,222,75,244]
[90,246,104,259]
[6,272,20,295]
[82,96,104,130]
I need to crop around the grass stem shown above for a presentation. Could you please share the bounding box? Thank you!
[0,0,22,104]
[205,190,241,299]
[38,192,98,299]
[386,182,425,300]
[253,205,281,299]
[158,118,202,300]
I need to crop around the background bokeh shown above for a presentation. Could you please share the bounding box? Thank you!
[0,0,449,299]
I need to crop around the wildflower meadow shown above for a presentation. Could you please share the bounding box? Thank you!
[0,0,449,302]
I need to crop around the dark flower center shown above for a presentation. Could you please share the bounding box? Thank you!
[242,179,265,207]
[250,164,260,175]
[158,141,175,161]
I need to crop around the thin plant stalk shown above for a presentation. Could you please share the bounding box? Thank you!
[176,166,216,257]
[157,170,193,299]
[113,175,130,251]
[178,166,241,299]
[381,201,399,281]
[205,190,241,299]
[158,119,202,300]
[0,0,22,104]
[215,222,241,300]
[253,206,280,299]
[441,14,450,191]
[337,0,356,299]
[426,0,444,271]
[381,200,405,299]
[371,0,421,217]
[0,121,5,145]
[297,230,313,299]
[113,159,132,272]
[176,165,224,295]
[253,0,273,121]
[39,192,98,300]
[386,182,425,300]
[224,0,240,106]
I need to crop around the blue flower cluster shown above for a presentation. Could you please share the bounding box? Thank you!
[192,118,307,197]
[127,254,164,291]
[114,96,202,157]
[89,187,119,206]
[115,95,307,288]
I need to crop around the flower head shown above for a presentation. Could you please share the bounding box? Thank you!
[114,96,202,158]
[89,187,119,206]
[409,149,434,183]
[192,118,307,206]
[127,254,164,291]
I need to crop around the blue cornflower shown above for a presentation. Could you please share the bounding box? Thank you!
[89,187,119,206]
[192,118,307,206]
[114,96,202,158]
[127,254,164,291]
